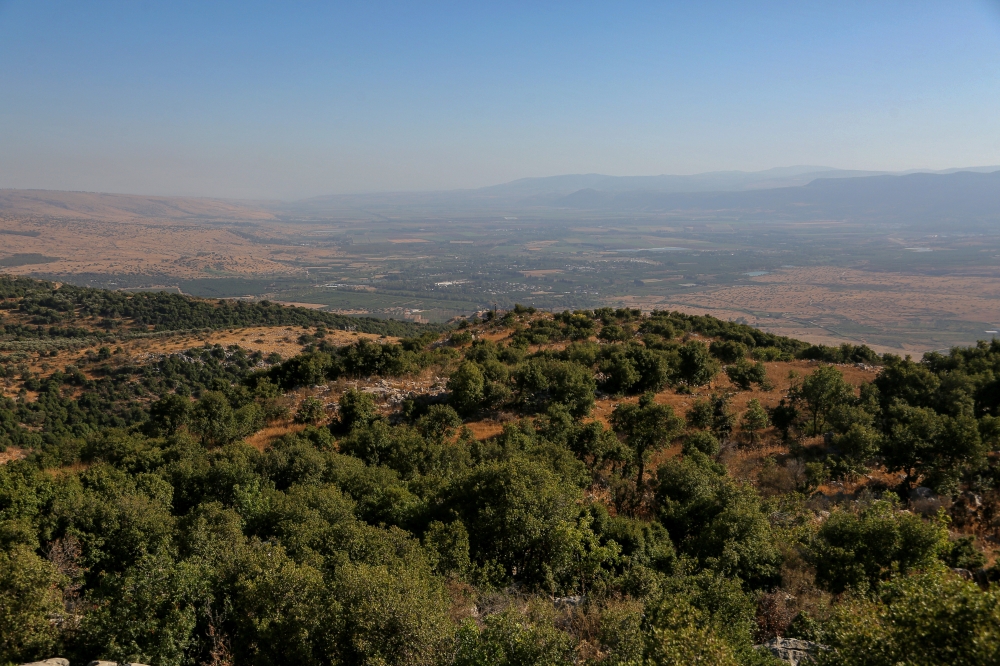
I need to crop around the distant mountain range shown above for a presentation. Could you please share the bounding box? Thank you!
[3,165,1000,229]
[474,165,1000,197]
[280,166,1000,228]
[549,169,1000,225]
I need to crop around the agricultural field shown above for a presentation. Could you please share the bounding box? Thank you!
[4,189,1000,353]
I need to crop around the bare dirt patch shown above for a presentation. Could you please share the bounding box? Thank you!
[0,446,27,465]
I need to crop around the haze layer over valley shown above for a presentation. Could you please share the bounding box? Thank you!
[4,165,1000,354]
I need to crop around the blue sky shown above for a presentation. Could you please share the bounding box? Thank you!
[1,1,1000,198]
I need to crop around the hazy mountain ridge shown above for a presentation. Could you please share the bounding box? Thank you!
[277,165,1000,224]
[552,169,1000,226]
[473,164,1000,197]
[3,166,999,229]
[474,165,853,196]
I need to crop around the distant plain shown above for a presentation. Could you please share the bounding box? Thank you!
[3,168,1000,354]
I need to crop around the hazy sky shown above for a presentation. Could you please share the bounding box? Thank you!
[2,1,1000,199]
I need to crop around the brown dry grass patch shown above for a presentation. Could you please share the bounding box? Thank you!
[613,266,1000,354]
[245,422,306,451]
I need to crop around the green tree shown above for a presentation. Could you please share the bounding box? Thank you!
[423,520,471,578]
[642,571,766,666]
[0,545,65,665]
[677,341,721,387]
[872,355,940,411]
[479,359,513,410]
[817,570,1000,666]
[831,422,882,467]
[709,340,747,364]
[725,359,769,391]
[62,464,176,577]
[599,323,632,342]
[628,346,672,393]
[795,365,855,434]
[768,398,798,442]
[595,601,644,666]
[882,403,986,493]
[336,389,381,432]
[810,500,947,594]
[687,394,737,442]
[294,396,325,424]
[454,607,575,666]
[941,535,987,570]
[599,349,641,395]
[415,404,463,441]
[655,454,781,588]
[227,541,329,666]
[515,358,596,417]
[78,553,209,666]
[191,391,239,446]
[445,457,594,589]
[642,597,739,666]
[448,361,486,416]
[147,393,191,435]
[686,398,714,429]
[329,562,455,666]
[740,399,770,448]
[610,393,685,489]
[682,430,720,457]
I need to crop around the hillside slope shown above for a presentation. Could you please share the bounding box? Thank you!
[0,189,277,222]
[0,281,998,666]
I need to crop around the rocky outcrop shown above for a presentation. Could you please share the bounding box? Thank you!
[756,637,827,665]
[909,486,946,515]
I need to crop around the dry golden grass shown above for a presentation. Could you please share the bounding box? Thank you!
[701,266,1000,326]
[464,420,506,439]
[245,422,306,451]
[0,189,278,222]
[0,216,299,278]
[0,446,26,464]
[616,266,1000,354]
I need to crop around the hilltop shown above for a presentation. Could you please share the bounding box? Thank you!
[0,277,998,666]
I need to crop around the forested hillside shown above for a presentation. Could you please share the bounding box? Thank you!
[0,279,998,666]
[0,276,431,342]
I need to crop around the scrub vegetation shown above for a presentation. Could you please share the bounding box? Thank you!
[0,278,998,666]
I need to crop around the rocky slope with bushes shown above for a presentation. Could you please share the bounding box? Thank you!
[0,278,998,666]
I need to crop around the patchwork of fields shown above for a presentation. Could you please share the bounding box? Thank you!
[4,189,1000,353]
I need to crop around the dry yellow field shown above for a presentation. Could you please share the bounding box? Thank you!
[703,267,1000,325]
[0,189,277,222]
[0,216,300,278]
[617,266,1000,354]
